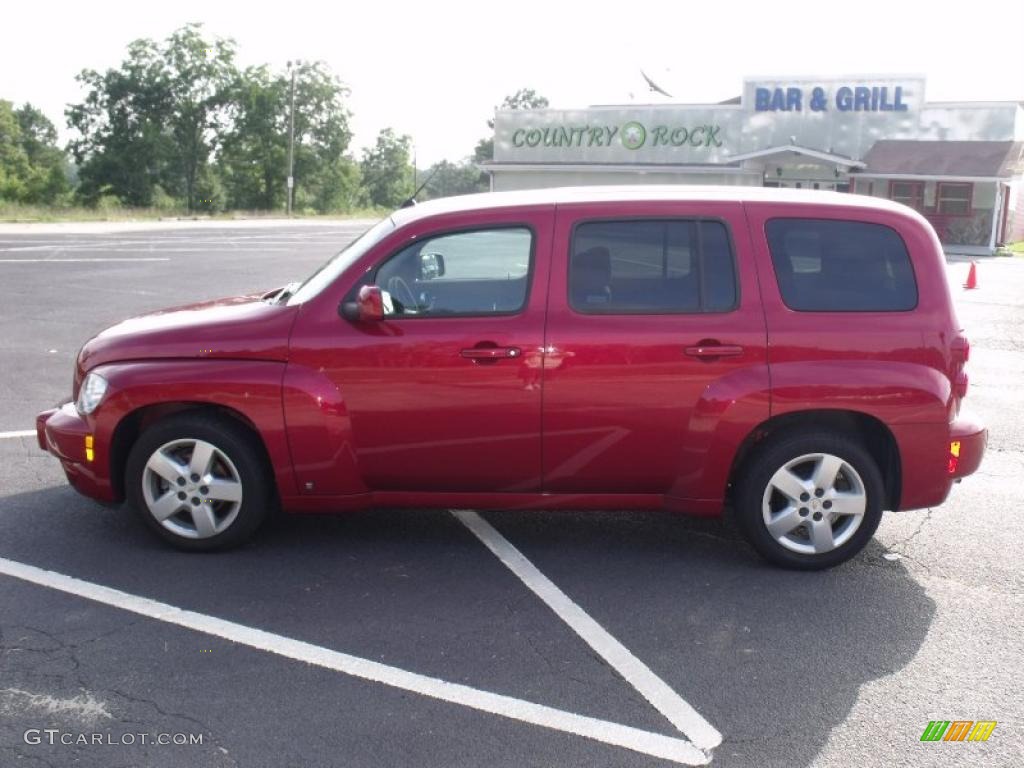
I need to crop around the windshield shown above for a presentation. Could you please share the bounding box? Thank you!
[286,217,395,305]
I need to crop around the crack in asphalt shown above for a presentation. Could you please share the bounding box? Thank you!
[1,621,240,768]
[888,508,934,556]
[98,686,240,768]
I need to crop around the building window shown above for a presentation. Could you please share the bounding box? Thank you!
[936,183,972,215]
[890,181,924,211]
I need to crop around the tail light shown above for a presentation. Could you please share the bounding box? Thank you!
[947,440,961,475]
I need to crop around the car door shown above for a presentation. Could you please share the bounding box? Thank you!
[541,200,769,500]
[286,207,552,496]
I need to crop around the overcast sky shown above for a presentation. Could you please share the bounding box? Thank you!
[4,0,1022,166]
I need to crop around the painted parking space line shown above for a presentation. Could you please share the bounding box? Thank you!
[0,430,36,439]
[0,556,708,766]
[453,509,722,753]
[0,258,171,263]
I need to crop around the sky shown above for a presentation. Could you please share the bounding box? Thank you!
[3,0,1022,167]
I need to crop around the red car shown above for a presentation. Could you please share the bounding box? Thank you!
[37,187,986,569]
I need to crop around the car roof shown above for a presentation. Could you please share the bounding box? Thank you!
[390,185,919,227]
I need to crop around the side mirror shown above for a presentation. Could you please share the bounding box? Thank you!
[340,285,385,322]
[419,252,445,280]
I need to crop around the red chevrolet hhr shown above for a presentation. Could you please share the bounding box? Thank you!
[37,187,986,569]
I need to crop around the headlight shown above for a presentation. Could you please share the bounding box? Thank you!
[76,372,109,415]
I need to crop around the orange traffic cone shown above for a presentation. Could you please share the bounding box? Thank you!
[964,261,978,290]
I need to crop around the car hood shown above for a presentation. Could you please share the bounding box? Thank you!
[77,291,299,378]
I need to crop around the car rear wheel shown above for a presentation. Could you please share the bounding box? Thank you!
[734,431,884,570]
[125,413,271,551]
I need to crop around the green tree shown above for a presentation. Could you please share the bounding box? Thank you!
[287,61,358,213]
[219,60,357,213]
[418,159,485,200]
[164,24,237,210]
[360,128,413,208]
[67,24,236,209]
[218,65,287,210]
[0,101,31,201]
[0,101,69,203]
[67,38,176,206]
[474,88,549,163]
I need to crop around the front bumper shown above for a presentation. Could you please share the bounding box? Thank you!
[36,403,116,502]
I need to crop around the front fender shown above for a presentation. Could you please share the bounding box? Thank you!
[93,359,294,498]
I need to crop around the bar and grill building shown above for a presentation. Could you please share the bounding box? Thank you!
[482,76,1024,254]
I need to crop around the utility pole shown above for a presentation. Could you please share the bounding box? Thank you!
[286,60,297,216]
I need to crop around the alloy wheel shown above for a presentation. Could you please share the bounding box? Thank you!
[141,438,244,540]
[760,452,867,555]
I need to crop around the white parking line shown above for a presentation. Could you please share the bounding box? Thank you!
[0,556,708,765]
[0,430,36,439]
[0,258,171,263]
[453,509,723,753]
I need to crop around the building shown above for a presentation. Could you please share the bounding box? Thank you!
[481,76,1024,254]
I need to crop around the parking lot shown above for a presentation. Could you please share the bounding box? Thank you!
[1,221,1021,767]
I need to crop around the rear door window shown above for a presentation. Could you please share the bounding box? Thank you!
[569,219,737,314]
[765,219,917,311]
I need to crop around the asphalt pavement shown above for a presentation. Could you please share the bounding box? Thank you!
[0,221,1020,768]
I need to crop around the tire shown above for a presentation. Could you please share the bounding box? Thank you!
[733,430,884,570]
[124,412,272,551]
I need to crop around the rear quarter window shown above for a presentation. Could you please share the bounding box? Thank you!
[765,218,918,312]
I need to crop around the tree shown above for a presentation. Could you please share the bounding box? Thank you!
[418,159,485,200]
[0,101,31,201]
[217,65,288,210]
[0,101,69,203]
[474,88,549,163]
[360,128,413,208]
[287,61,359,213]
[67,24,236,209]
[218,60,358,213]
[164,24,237,210]
[68,38,176,206]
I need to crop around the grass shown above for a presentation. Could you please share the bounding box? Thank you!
[995,240,1024,256]
[0,202,389,224]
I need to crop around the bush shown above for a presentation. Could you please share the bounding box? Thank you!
[94,193,122,213]
[150,185,181,213]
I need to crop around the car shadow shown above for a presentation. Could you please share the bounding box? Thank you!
[0,486,934,768]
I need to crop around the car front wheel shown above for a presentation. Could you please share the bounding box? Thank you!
[125,413,271,551]
[734,431,885,570]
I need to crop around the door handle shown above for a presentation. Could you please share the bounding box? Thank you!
[461,346,522,360]
[684,344,743,359]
